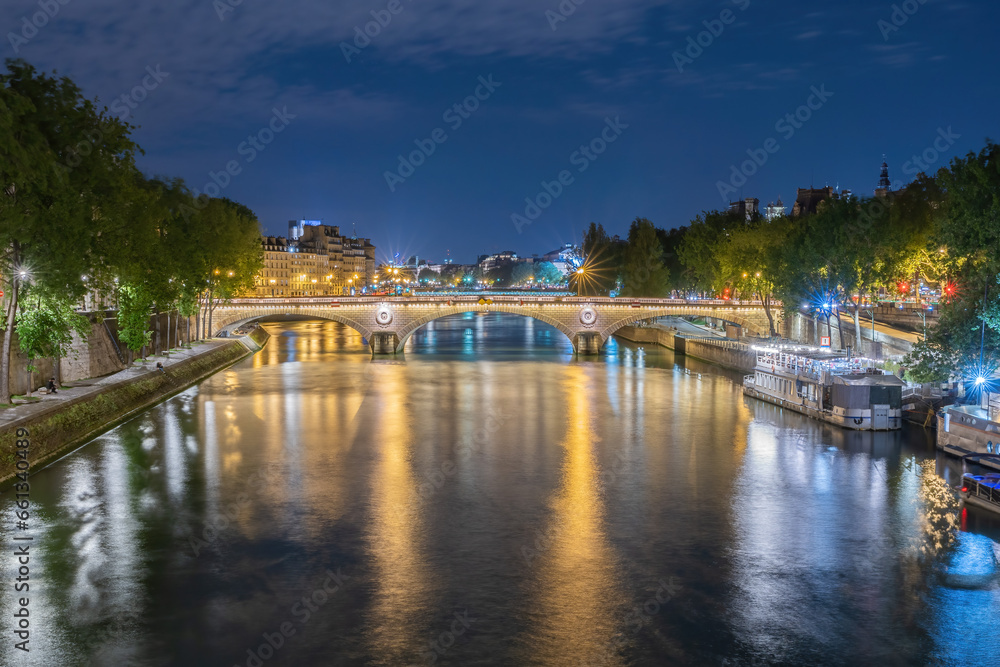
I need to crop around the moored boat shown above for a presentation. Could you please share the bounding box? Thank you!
[960,473,1000,515]
[742,346,903,430]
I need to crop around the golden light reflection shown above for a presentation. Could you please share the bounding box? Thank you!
[364,367,430,662]
[912,461,961,559]
[518,366,626,664]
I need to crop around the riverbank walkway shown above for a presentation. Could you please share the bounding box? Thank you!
[0,340,231,426]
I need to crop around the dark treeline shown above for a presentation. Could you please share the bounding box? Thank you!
[0,59,263,403]
[575,141,1000,382]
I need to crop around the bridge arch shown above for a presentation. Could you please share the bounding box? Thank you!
[394,305,578,352]
[211,307,375,341]
[598,308,770,341]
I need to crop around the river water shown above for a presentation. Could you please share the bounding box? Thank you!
[3,314,999,666]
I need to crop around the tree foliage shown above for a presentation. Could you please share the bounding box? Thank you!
[621,218,669,297]
[16,288,90,367]
[0,60,264,394]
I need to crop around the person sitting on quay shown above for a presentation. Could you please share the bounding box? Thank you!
[47,377,58,394]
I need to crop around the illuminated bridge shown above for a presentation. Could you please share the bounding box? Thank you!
[213,296,780,354]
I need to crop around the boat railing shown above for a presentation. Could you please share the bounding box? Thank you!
[755,355,821,379]
[743,374,756,387]
[966,475,1000,508]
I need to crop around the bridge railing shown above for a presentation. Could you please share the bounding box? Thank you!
[223,296,777,308]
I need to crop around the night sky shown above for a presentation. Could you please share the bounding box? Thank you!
[4,0,996,263]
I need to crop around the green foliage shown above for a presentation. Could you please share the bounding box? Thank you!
[676,210,738,291]
[16,288,90,366]
[936,142,1000,275]
[621,218,669,297]
[902,142,1000,380]
[117,282,154,356]
[533,262,564,285]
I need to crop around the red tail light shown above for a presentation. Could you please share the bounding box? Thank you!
[961,486,969,493]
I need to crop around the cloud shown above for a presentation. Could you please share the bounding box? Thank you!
[2,0,676,132]
[866,41,928,68]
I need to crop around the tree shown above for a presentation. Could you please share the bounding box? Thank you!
[417,268,438,284]
[15,287,90,393]
[677,210,739,291]
[509,263,534,286]
[715,217,789,337]
[575,222,620,296]
[621,218,669,297]
[183,197,262,337]
[533,261,564,285]
[905,142,1000,380]
[117,281,154,360]
[0,59,140,403]
[657,225,690,292]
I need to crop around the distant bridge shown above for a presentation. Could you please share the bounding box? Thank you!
[213,296,780,354]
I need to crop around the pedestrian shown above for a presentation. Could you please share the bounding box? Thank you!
[47,377,57,394]
[156,362,165,373]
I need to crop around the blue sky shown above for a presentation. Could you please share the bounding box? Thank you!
[4,0,995,262]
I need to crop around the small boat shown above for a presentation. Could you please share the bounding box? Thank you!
[960,473,1000,515]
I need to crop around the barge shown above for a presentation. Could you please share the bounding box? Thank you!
[937,389,1000,463]
[742,347,903,430]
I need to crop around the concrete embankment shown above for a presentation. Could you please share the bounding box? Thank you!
[614,325,756,373]
[0,327,269,485]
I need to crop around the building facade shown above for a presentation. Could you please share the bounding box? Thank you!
[250,220,377,297]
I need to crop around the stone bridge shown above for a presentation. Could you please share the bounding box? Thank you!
[213,296,780,354]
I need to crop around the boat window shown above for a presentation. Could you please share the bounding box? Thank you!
[989,442,994,454]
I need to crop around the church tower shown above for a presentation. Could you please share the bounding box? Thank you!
[875,156,892,198]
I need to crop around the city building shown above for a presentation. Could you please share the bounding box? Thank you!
[256,236,291,297]
[728,197,760,222]
[542,244,581,275]
[479,250,518,273]
[764,198,785,221]
[250,220,377,297]
[791,186,836,217]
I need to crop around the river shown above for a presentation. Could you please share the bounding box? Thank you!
[2,314,999,666]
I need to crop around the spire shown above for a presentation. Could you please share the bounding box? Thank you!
[877,155,891,192]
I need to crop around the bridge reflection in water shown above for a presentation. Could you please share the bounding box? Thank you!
[0,316,991,666]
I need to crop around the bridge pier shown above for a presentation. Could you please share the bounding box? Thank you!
[369,332,400,355]
[573,332,603,355]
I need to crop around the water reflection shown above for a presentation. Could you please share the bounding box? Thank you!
[517,366,627,664]
[363,367,431,664]
[1,316,997,666]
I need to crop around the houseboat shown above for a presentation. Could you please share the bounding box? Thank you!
[743,347,903,430]
[937,388,1000,471]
